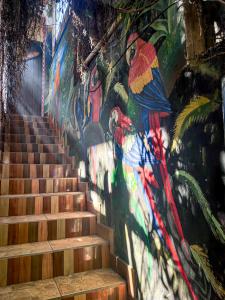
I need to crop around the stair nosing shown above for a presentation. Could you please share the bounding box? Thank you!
[0,191,83,199]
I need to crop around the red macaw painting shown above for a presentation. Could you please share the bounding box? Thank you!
[124,32,198,300]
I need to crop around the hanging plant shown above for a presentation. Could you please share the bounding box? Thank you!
[0,0,44,122]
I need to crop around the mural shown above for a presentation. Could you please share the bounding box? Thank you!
[46,19,75,132]
[47,1,225,299]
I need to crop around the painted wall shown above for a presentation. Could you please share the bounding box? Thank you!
[46,3,225,300]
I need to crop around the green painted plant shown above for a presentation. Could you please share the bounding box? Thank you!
[191,245,225,299]
[176,170,225,245]
[150,0,185,90]
[171,95,220,152]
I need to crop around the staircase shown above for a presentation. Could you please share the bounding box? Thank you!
[0,115,127,299]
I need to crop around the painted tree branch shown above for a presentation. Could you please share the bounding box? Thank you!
[82,15,122,69]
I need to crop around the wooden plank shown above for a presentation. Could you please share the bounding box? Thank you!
[42,253,53,280]
[0,259,7,287]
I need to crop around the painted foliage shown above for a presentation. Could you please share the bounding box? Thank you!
[46,19,75,129]
[47,1,225,299]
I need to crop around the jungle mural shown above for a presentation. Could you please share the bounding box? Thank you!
[46,1,225,299]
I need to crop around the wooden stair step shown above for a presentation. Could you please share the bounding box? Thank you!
[1,134,60,144]
[1,152,71,164]
[0,235,108,264]
[0,211,96,246]
[0,142,67,153]
[0,164,76,178]
[0,236,109,286]
[0,269,126,300]
[0,278,61,300]
[55,268,126,299]
[4,127,57,136]
[0,192,86,217]
[7,120,52,129]
[9,114,49,122]
[0,177,78,195]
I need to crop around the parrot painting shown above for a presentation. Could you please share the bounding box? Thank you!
[117,32,199,300]
[109,106,199,300]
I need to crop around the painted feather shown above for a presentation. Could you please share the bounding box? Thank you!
[171,96,219,152]
[191,245,225,299]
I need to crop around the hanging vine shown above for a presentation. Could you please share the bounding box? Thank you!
[0,0,44,122]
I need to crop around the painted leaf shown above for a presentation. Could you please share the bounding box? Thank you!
[176,170,225,245]
[191,245,225,299]
[150,19,168,34]
[149,31,166,45]
[171,96,219,152]
[114,82,129,103]
[167,0,177,34]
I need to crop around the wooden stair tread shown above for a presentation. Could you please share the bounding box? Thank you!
[1,133,58,138]
[0,269,125,300]
[0,163,71,166]
[49,235,107,251]
[0,278,60,300]
[0,177,77,180]
[0,236,107,259]
[45,211,95,220]
[0,191,83,199]
[8,115,49,122]
[55,268,125,297]
[0,211,95,224]
[0,142,63,146]
[0,241,51,259]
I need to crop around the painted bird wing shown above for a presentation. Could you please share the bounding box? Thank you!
[130,68,171,113]
[115,133,159,169]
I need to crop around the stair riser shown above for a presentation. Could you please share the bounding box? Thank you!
[68,284,127,300]
[9,115,49,122]
[1,153,71,164]
[0,143,68,153]
[0,164,76,179]
[0,217,96,246]
[0,178,78,195]
[0,244,109,287]
[4,127,57,136]
[7,121,52,129]
[0,194,86,217]
[1,135,60,144]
